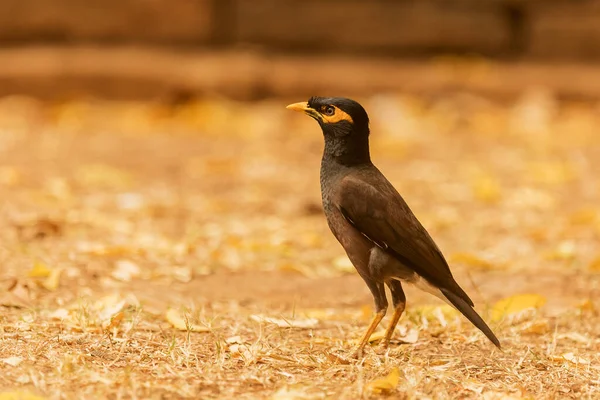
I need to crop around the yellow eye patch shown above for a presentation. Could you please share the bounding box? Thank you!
[320,106,354,124]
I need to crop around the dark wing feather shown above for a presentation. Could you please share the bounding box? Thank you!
[337,172,474,307]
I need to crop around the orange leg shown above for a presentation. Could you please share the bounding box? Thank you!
[353,280,388,358]
[381,304,406,348]
[381,280,406,348]
[354,310,386,358]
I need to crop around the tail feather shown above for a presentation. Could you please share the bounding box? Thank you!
[440,287,501,349]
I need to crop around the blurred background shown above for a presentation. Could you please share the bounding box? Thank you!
[1,2,599,398]
[3,0,600,100]
[1,0,599,320]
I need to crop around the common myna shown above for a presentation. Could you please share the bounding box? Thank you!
[287,97,500,357]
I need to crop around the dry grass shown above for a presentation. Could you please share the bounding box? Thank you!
[0,93,599,399]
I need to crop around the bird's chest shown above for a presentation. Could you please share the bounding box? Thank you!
[323,204,374,270]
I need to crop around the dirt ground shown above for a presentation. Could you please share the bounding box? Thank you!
[0,93,599,399]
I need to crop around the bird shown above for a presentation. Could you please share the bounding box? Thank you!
[286,96,501,357]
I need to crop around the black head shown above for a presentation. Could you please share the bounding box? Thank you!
[287,97,371,165]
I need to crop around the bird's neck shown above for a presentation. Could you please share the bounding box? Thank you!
[322,135,371,167]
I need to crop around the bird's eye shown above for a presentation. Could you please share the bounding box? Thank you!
[323,106,335,116]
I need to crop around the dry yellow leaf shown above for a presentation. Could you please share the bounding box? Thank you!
[397,328,419,344]
[578,299,595,313]
[367,330,386,343]
[491,294,546,322]
[544,241,577,261]
[271,386,313,400]
[111,259,141,282]
[561,352,590,365]
[105,311,125,330]
[28,262,62,291]
[0,279,32,308]
[412,304,459,323]
[557,332,590,344]
[0,391,45,400]
[1,357,23,367]
[358,328,419,345]
[365,367,401,395]
[301,308,338,320]
[450,252,500,270]
[482,391,526,400]
[472,175,501,203]
[250,315,318,329]
[166,308,210,332]
[277,263,318,278]
[42,268,62,291]
[333,256,355,273]
[28,261,51,278]
[520,320,549,335]
[569,208,598,226]
[589,257,600,272]
[528,162,575,185]
[75,164,133,189]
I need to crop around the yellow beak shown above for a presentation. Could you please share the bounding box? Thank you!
[286,102,310,113]
[286,101,323,121]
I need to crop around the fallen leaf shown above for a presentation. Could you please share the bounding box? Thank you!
[250,315,318,329]
[578,299,595,313]
[397,328,419,344]
[557,332,590,344]
[0,279,32,308]
[411,304,459,327]
[75,164,133,189]
[111,260,141,282]
[528,161,575,186]
[326,352,352,365]
[228,343,254,361]
[166,308,210,332]
[48,308,70,320]
[449,252,501,270]
[98,298,126,329]
[0,390,45,400]
[365,367,401,395]
[562,352,590,365]
[271,386,313,400]
[367,330,386,343]
[278,263,318,278]
[14,218,61,240]
[225,335,243,344]
[491,294,546,322]
[41,268,62,291]
[472,174,501,203]
[333,256,355,273]
[482,391,525,400]
[545,241,577,261]
[28,261,51,278]
[172,266,192,283]
[1,357,23,367]
[520,320,549,335]
[589,257,600,272]
[105,311,125,330]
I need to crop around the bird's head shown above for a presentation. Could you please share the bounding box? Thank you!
[286,96,369,137]
[286,97,371,164]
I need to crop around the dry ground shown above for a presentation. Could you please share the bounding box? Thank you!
[0,93,599,399]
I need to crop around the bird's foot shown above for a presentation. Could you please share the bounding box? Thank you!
[373,339,391,356]
[351,348,364,360]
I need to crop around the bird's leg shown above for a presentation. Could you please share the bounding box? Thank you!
[354,280,387,358]
[381,280,406,349]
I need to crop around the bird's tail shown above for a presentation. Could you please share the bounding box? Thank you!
[440,287,501,349]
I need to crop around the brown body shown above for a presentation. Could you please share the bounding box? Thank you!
[288,97,500,356]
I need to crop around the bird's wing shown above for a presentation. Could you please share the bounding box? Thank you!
[337,172,474,306]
